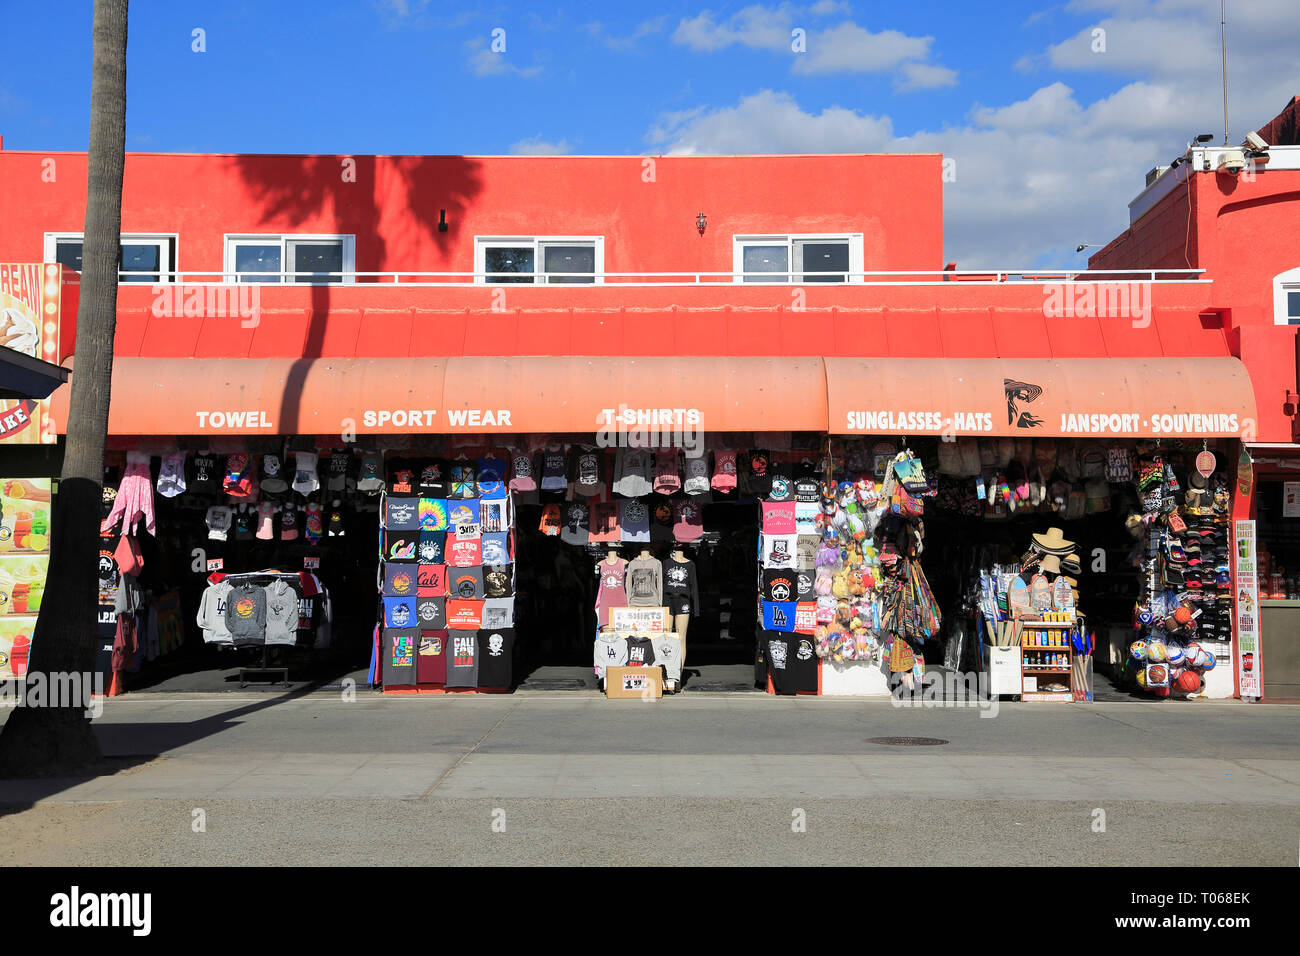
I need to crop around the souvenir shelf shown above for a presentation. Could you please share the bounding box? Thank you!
[1019,620,1076,700]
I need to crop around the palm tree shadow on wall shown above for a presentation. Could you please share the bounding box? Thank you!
[225,153,484,431]
[224,154,483,659]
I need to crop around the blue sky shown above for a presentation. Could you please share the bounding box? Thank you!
[1,1,1296,265]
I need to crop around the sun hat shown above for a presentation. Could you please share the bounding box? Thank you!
[1031,527,1074,554]
[1039,553,1062,575]
[1061,552,1081,575]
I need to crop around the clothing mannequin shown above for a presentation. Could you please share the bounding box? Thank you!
[661,548,699,675]
[626,548,663,608]
[594,550,627,631]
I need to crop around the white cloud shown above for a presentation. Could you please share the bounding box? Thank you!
[651,2,1298,265]
[584,18,668,50]
[791,24,933,75]
[510,136,572,155]
[465,41,542,79]
[894,62,960,92]
[672,4,796,52]
[671,4,957,90]
[649,90,895,155]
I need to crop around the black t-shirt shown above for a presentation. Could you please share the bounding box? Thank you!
[625,636,656,667]
[767,461,794,501]
[793,476,821,503]
[762,569,798,603]
[483,566,514,599]
[189,454,219,495]
[741,448,772,498]
[476,628,516,688]
[765,632,818,694]
[794,569,815,601]
[387,456,417,496]
[418,457,448,496]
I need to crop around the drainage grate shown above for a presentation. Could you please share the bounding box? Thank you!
[865,736,949,746]
[519,679,590,691]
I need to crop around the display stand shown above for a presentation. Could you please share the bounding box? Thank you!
[1019,620,1074,701]
[239,645,289,688]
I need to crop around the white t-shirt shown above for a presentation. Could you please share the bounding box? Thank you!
[762,533,798,569]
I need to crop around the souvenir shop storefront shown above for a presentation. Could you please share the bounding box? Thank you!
[26,354,1261,700]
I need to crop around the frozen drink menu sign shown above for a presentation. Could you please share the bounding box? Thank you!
[0,263,61,445]
[1232,520,1263,699]
[0,477,52,679]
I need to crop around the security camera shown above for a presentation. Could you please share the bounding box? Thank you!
[1245,130,1268,152]
[1217,149,1246,174]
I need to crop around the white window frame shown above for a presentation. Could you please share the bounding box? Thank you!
[474,236,605,284]
[43,232,179,283]
[222,234,355,284]
[732,233,864,284]
[1273,265,1300,326]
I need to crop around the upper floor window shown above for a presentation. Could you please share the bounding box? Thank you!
[475,237,604,284]
[1275,266,1300,325]
[44,233,177,283]
[733,234,864,283]
[224,234,355,283]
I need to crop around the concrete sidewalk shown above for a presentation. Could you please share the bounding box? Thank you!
[1,694,1297,865]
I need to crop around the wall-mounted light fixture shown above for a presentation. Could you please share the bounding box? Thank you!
[1285,389,1296,418]
[438,209,448,233]
[696,212,707,235]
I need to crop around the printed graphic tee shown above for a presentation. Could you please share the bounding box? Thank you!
[672,499,704,542]
[661,556,700,614]
[445,631,479,688]
[587,502,620,543]
[569,445,606,497]
[594,632,629,679]
[619,498,650,543]
[594,557,628,629]
[476,628,516,688]
[626,555,663,607]
[762,533,798,569]
[625,635,657,667]
[416,630,447,684]
[383,628,419,685]
[762,569,798,603]
[560,501,590,545]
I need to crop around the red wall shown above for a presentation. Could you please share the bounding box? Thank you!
[0,151,943,278]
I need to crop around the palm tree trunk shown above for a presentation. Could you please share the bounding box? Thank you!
[0,0,128,776]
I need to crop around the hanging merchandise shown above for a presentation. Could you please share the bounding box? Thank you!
[1121,441,1233,699]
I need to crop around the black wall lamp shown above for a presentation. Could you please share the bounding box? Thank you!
[696,212,707,235]
[438,209,448,233]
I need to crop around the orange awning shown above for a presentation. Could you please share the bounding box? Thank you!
[49,356,827,435]
[825,357,1256,438]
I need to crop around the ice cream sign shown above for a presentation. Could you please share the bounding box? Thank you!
[0,263,61,445]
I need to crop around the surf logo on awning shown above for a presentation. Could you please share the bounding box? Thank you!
[1004,379,1044,429]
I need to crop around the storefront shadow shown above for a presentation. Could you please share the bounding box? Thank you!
[0,678,348,809]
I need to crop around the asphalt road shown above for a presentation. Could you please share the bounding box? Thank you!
[1,692,1297,866]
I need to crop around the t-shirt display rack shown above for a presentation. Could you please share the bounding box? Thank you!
[197,568,329,687]
[376,451,518,694]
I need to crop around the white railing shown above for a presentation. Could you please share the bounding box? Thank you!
[110,268,1211,286]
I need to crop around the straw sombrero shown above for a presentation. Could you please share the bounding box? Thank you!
[1032,527,1075,555]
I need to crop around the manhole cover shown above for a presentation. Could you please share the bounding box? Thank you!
[865,736,949,746]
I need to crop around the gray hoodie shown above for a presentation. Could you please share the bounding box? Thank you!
[263,580,299,646]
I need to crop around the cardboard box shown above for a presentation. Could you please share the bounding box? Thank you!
[605,665,663,699]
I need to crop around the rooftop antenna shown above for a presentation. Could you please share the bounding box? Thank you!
[1220,0,1230,145]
